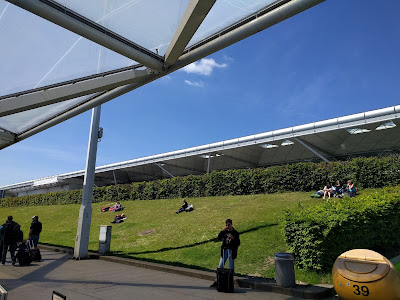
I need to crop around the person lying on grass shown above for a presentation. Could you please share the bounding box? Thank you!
[111,214,126,224]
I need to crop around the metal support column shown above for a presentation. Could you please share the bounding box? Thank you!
[74,105,101,259]
[207,154,211,175]
[113,170,117,185]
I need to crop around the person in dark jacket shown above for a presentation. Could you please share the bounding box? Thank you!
[1,216,22,265]
[210,219,240,288]
[0,225,3,257]
[176,199,188,214]
[29,215,42,249]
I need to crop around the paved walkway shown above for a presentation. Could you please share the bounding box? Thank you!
[0,249,337,300]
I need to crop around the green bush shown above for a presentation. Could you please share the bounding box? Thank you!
[2,155,400,207]
[283,186,400,271]
[0,185,126,207]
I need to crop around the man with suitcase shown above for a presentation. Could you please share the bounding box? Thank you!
[1,216,22,265]
[210,219,240,291]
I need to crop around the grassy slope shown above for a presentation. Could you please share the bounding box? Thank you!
[0,192,331,283]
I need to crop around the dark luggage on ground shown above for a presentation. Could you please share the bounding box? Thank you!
[28,239,41,262]
[16,244,32,266]
[217,267,234,293]
[30,248,42,262]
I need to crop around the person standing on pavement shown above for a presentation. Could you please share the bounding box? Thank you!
[1,216,22,265]
[29,215,42,249]
[0,224,3,256]
[210,218,240,288]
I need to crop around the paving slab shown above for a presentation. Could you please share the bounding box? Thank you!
[0,248,338,300]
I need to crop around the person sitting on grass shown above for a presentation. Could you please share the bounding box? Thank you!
[333,180,345,198]
[109,201,123,212]
[347,180,357,197]
[323,182,334,200]
[176,199,188,214]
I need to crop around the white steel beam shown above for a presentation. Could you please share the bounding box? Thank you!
[294,137,331,163]
[1,0,325,150]
[6,0,164,72]
[0,130,14,141]
[0,68,152,117]
[154,163,175,178]
[164,0,216,67]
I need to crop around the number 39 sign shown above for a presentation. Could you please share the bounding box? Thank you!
[352,284,369,296]
[332,249,400,300]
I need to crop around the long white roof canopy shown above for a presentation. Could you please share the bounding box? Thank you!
[0,0,325,149]
[2,105,400,195]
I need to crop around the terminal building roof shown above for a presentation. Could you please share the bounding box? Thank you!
[2,105,400,196]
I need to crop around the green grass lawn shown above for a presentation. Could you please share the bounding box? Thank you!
[0,192,333,284]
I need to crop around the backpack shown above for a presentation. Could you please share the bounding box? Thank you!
[185,204,194,212]
[3,222,22,244]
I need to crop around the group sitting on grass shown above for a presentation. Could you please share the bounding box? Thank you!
[311,180,357,199]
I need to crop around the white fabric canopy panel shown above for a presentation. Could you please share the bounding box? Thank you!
[0,93,97,134]
[55,0,190,56]
[0,0,326,150]
[0,0,136,96]
[188,0,277,47]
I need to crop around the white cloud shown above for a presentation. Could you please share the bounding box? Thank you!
[184,80,204,87]
[182,58,227,76]
[223,54,234,62]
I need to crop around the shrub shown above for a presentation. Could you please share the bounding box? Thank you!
[0,185,127,207]
[282,186,400,271]
[2,154,400,207]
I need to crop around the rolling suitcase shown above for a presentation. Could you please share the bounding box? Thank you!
[16,244,32,266]
[28,239,41,262]
[216,250,234,293]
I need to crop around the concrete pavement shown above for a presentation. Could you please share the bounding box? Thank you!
[0,249,338,300]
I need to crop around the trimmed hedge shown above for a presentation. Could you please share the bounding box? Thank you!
[1,155,400,207]
[283,186,400,271]
[0,185,130,208]
[129,155,400,200]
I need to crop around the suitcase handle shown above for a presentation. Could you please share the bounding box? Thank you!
[27,238,34,249]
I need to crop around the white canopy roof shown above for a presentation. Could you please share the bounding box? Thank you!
[0,0,325,149]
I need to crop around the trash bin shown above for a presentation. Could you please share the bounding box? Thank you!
[332,249,400,300]
[274,252,296,287]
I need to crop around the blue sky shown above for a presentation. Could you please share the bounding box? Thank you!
[1,0,400,186]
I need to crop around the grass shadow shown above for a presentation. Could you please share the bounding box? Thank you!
[123,223,278,255]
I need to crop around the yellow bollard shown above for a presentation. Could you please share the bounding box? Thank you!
[332,249,400,300]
